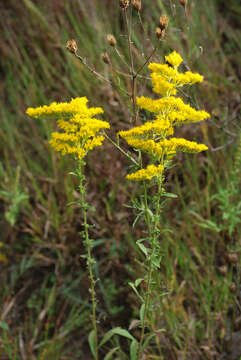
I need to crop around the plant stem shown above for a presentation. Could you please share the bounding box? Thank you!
[104,132,139,166]
[124,8,138,123]
[137,157,164,360]
[78,163,98,360]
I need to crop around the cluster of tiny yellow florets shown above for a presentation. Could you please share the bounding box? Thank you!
[119,51,210,181]
[26,97,109,160]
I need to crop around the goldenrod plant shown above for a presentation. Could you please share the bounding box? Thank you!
[26,5,211,360]
[115,50,210,359]
[26,97,110,360]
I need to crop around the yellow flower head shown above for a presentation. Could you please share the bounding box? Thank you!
[165,51,183,68]
[126,164,164,181]
[26,97,109,159]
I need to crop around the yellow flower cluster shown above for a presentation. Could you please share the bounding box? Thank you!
[136,96,210,125]
[119,51,210,181]
[148,51,204,98]
[126,164,164,181]
[26,97,104,119]
[26,97,109,160]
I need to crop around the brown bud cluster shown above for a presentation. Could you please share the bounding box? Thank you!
[132,0,141,11]
[179,0,187,7]
[227,253,239,264]
[107,34,117,47]
[101,52,111,65]
[159,15,169,31]
[66,39,78,54]
[156,15,169,39]
[119,0,129,9]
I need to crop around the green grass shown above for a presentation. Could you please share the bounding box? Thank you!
[0,0,241,358]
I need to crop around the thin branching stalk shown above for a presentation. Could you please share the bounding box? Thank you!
[114,46,131,71]
[78,162,98,360]
[135,44,159,77]
[104,132,139,166]
[123,8,138,123]
[72,52,129,96]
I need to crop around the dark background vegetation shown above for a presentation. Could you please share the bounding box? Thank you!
[0,0,240,359]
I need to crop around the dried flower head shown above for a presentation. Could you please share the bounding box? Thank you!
[179,0,187,7]
[132,0,141,11]
[156,27,166,40]
[107,34,117,47]
[159,15,169,31]
[101,52,111,65]
[119,0,129,9]
[66,39,78,54]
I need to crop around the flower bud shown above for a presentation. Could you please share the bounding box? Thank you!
[107,34,117,47]
[179,0,187,7]
[120,0,129,9]
[227,253,239,264]
[101,52,111,65]
[230,283,236,293]
[159,15,169,31]
[132,0,141,11]
[156,27,166,40]
[66,39,78,54]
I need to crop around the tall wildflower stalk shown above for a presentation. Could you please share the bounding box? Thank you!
[118,50,210,358]
[26,97,110,360]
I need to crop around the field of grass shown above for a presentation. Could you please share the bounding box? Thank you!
[0,0,241,359]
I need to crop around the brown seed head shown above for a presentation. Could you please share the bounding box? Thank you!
[101,52,111,65]
[218,265,228,275]
[230,283,236,293]
[132,0,141,11]
[159,15,169,31]
[119,0,129,9]
[156,27,166,40]
[227,253,239,264]
[66,39,78,54]
[107,34,117,47]
[179,0,187,7]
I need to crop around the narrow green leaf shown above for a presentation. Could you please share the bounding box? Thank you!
[128,282,144,302]
[130,340,138,360]
[135,278,143,287]
[140,304,145,322]
[104,347,119,360]
[137,243,148,256]
[0,321,9,331]
[151,256,161,269]
[99,329,116,347]
[163,192,178,198]
[142,333,156,350]
[88,329,97,358]
[99,327,135,348]
[111,327,136,341]
[198,220,221,232]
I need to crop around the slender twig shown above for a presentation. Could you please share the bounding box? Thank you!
[138,11,145,36]
[104,132,139,166]
[114,46,131,71]
[135,44,158,77]
[124,8,138,123]
[72,52,128,96]
[75,54,110,83]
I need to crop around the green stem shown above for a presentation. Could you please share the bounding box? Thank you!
[137,156,164,360]
[79,163,98,360]
[124,8,138,123]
